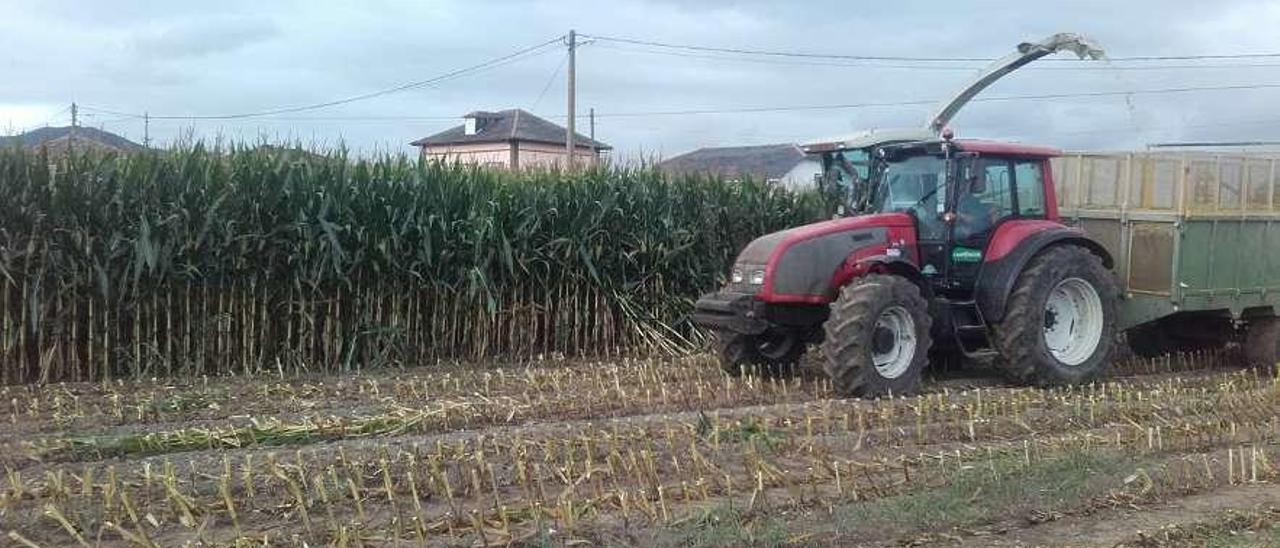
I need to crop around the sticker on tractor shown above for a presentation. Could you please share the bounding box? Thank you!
[951,247,983,263]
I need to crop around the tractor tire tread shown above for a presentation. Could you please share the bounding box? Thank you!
[992,245,1117,386]
[716,332,803,378]
[821,274,932,397]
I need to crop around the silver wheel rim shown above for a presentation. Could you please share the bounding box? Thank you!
[872,306,917,379]
[1044,277,1104,366]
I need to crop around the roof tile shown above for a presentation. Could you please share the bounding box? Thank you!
[411,109,610,150]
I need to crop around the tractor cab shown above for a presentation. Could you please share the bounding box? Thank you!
[863,138,1060,296]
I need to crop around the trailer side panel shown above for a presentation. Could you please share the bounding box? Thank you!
[1052,153,1280,330]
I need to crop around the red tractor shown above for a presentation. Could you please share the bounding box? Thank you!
[692,135,1118,396]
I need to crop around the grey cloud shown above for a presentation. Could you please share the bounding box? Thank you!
[3,0,1277,157]
[132,17,280,60]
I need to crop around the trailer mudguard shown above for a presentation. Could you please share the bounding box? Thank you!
[975,221,1114,323]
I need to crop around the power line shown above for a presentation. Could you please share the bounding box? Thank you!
[88,82,1280,128]
[122,82,1280,125]
[141,115,471,123]
[531,51,569,111]
[582,33,1280,63]
[81,35,565,121]
[8,104,73,134]
[596,42,1280,72]
[574,82,1280,118]
[1024,116,1280,137]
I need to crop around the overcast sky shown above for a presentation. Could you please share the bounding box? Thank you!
[2,0,1279,158]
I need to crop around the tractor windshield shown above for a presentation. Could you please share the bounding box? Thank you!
[864,153,949,240]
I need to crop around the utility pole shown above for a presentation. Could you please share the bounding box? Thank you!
[589,107,595,142]
[565,29,576,169]
[144,112,150,148]
[69,102,78,155]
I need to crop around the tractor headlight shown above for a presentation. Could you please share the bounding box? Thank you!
[731,268,744,284]
[749,270,766,285]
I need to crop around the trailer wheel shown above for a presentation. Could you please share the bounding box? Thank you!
[1243,316,1279,370]
[821,274,932,397]
[1126,324,1172,358]
[1127,316,1231,358]
[715,331,804,378]
[993,245,1118,386]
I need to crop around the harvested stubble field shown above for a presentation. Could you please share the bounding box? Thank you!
[3,351,1280,547]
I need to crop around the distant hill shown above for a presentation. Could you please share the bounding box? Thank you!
[1,126,144,154]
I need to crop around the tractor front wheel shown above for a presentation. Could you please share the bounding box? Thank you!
[993,245,1118,386]
[715,330,805,378]
[821,274,932,398]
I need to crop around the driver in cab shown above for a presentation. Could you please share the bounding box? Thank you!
[953,168,1000,242]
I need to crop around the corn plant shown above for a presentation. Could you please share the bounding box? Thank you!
[0,145,824,383]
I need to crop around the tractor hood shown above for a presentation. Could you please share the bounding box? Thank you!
[728,213,915,303]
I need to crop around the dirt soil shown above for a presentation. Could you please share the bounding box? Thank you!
[965,483,1280,547]
[2,350,1277,547]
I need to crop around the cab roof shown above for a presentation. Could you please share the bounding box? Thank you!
[879,138,1062,159]
[801,127,935,154]
[952,139,1061,158]
[801,130,1061,158]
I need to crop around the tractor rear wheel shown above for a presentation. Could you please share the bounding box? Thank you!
[1243,316,1279,370]
[993,245,1118,386]
[715,330,804,378]
[821,274,932,397]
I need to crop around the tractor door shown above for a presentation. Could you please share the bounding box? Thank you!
[947,156,1047,287]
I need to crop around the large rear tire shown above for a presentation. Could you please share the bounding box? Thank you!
[993,245,1118,386]
[1244,316,1279,370]
[715,330,804,378]
[821,274,932,398]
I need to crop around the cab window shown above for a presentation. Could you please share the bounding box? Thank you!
[976,160,1016,219]
[954,158,1015,242]
[1014,160,1047,217]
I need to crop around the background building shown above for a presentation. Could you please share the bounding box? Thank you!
[411,109,610,169]
[658,143,821,189]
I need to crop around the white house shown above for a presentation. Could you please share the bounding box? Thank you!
[658,143,822,189]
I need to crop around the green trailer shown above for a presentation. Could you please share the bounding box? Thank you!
[1052,152,1280,357]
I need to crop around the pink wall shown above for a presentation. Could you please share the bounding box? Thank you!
[517,141,601,169]
[419,141,602,170]
[421,143,512,168]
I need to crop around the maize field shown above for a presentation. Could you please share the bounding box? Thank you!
[0,146,823,384]
[3,351,1280,546]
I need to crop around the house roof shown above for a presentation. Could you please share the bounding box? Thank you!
[1,126,144,153]
[410,109,610,150]
[659,143,811,180]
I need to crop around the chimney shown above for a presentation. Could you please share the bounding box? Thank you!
[464,111,499,136]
